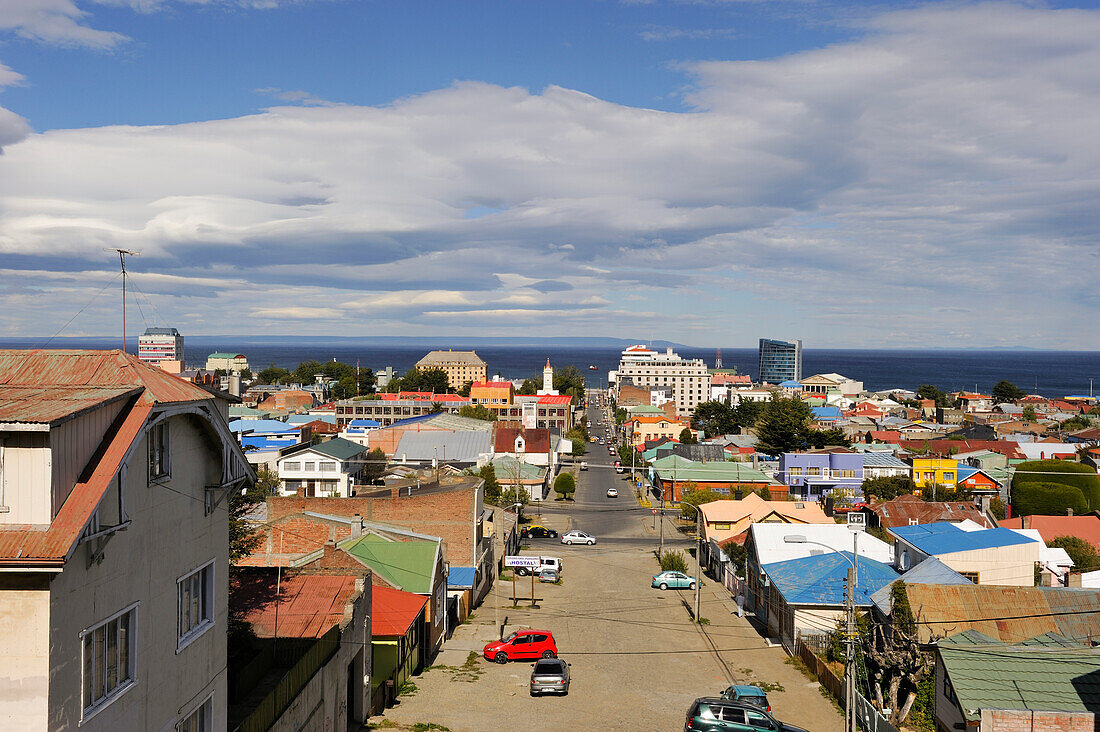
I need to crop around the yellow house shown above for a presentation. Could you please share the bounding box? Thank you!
[910,457,958,495]
[630,415,694,446]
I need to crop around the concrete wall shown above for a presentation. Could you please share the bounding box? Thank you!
[0,578,50,728]
[271,584,371,732]
[938,543,1039,586]
[46,410,229,731]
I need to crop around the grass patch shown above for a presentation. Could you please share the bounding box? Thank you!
[412,724,451,732]
[399,680,419,695]
[697,617,710,625]
[428,651,484,682]
[755,680,786,693]
[784,656,816,681]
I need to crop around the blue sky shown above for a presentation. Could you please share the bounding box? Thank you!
[1,0,1099,348]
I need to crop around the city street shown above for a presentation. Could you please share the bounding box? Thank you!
[370,397,843,731]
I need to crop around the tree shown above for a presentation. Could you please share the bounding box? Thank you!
[478,463,502,502]
[229,469,276,564]
[1022,405,1037,422]
[692,401,738,437]
[1012,481,1088,516]
[680,487,722,519]
[732,399,765,430]
[551,365,586,401]
[457,404,497,421]
[361,447,387,486]
[257,366,291,385]
[719,539,747,575]
[1014,459,1100,509]
[1048,536,1100,572]
[989,496,1006,520]
[862,475,918,502]
[565,428,587,457]
[992,379,1026,404]
[679,427,697,444]
[614,407,628,425]
[916,384,951,408]
[1060,414,1094,432]
[457,380,473,397]
[806,428,851,449]
[428,402,446,413]
[553,472,576,501]
[517,378,539,395]
[755,397,814,455]
[862,581,937,726]
[922,484,972,502]
[239,367,253,380]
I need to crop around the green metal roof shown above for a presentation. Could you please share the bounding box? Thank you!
[309,437,369,461]
[651,455,772,483]
[488,456,545,480]
[938,637,1100,721]
[628,405,664,414]
[343,535,438,594]
[207,352,245,359]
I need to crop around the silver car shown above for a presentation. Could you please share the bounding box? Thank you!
[530,658,570,696]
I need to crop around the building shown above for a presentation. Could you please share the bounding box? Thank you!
[415,349,487,390]
[999,514,1100,550]
[758,338,802,384]
[0,349,252,730]
[860,451,911,479]
[613,346,709,418]
[136,326,184,364]
[798,372,864,397]
[909,457,959,495]
[277,437,369,496]
[777,449,863,503]
[857,495,994,530]
[650,455,777,503]
[628,414,694,446]
[335,394,470,427]
[888,522,1039,584]
[697,492,832,547]
[205,351,249,373]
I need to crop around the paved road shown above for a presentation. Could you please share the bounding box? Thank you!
[371,394,842,732]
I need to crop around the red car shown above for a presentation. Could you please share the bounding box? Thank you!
[483,629,558,663]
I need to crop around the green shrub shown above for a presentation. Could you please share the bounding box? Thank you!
[553,472,576,500]
[1012,481,1088,517]
[659,549,689,573]
[1013,460,1100,510]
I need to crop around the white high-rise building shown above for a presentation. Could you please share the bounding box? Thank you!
[613,346,709,418]
[137,327,184,365]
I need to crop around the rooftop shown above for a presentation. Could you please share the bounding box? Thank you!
[889,522,1035,555]
[343,535,439,594]
[372,585,428,637]
[416,350,485,366]
[763,552,898,606]
[235,572,358,639]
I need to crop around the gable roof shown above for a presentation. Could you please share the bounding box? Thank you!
[749,523,894,566]
[235,572,358,639]
[889,522,1035,555]
[494,427,551,454]
[867,495,994,529]
[0,385,141,426]
[763,552,898,606]
[699,493,831,524]
[394,430,491,462]
[308,437,369,461]
[870,557,972,615]
[999,515,1100,549]
[651,456,773,484]
[371,585,428,637]
[343,535,439,594]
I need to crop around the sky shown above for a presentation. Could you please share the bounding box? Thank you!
[1,0,1099,349]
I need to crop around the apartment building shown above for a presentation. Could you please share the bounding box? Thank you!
[205,352,249,373]
[137,327,184,365]
[758,338,802,384]
[415,350,487,390]
[613,346,708,418]
[0,349,252,731]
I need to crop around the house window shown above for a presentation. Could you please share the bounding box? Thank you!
[82,604,137,719]
[304,462,316,471]
[283,462,300,471]
[149,421,170,480]
[840,470,855,478]
[178,693,213,732]
[959,571,979,583]
[178,561,214,649]
[943,472,954,481]
[714,522,731,530]
[788,467,803,476]
[319,461,337,473]
[807,467,821,476]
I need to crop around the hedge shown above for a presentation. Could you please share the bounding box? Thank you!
[1013,460,1100,510]
[1012,481,1088,517]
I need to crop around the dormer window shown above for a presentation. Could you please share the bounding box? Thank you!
[515,437,525,452]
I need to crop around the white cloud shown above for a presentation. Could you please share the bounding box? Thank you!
[0,0,127,48]
[1,3,1099,346]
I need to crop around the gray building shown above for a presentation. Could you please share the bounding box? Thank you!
[758,338,802,384]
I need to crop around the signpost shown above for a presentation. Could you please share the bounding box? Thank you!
[504,556,540,607]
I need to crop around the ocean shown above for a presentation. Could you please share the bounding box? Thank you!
[4,337,1098,398]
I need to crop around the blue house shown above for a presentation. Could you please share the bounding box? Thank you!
[777,449,864,503]
[886,522,1039,584]
[761,551,898,646]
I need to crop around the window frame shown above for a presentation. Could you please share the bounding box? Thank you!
[80,602,139,724]
[177,692,214,732]
[148,420,170,482]
[176,559,216,653]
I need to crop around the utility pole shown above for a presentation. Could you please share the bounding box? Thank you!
[846,528,859,732]
[694,507,701,622]
[104,248,140,353]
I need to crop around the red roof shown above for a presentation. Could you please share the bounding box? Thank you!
[869,431,903,443]
[372,585,427,637]
[236,573,358,638]
[0,385,140,424]
[494,427,551,454]
[536,395,572,405]
[999,515,1100,549]
[0,349,214,405]
[471,380,511,389]
[899,439,1024,459]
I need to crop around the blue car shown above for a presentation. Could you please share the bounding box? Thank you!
[721,684,771,712]
[652,570,696,591]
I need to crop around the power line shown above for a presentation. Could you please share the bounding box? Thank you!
[36,272,122,349]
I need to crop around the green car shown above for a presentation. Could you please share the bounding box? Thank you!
[652,570,696,591]
[684,698,808,732]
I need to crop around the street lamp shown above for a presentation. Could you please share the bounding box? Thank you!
[784,532,859,732]
[678,502,704,624]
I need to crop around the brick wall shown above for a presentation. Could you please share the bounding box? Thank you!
[982,709,1096,731]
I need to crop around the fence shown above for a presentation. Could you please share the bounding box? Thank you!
[794,637,845,706]
[853,690,901,732]
[794,638,899,732]
[235,625,341,732]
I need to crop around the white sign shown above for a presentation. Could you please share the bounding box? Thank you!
[504,556,540,568]
[847,512,866,529]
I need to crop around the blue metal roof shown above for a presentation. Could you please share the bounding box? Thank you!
[388,413,435,428]
[889,522,1037,555]
[241,433,301,452]
[762,551,898,606]
[228,418,299,434]
[811,406,842,420]
[779,380,802,388]
[348,418,381,428]
[448,566,477,589]
[956,465,979,481]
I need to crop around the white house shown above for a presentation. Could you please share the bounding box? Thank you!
[0,349,252,731]
[277,437,369,496]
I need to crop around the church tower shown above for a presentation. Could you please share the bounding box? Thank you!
[543,358,553,393]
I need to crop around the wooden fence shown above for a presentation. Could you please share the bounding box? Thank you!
[235,625,341,732]
[795,636,844,703]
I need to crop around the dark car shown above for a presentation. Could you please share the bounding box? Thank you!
[530,658,570,695]
[521,525,558,539]
[684,698,807,732]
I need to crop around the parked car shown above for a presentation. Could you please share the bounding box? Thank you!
[521,525,558,539]
[538,568,559,583]
[721,685,771,712]
[580,462,588,471]
[652,570,696,590]
[606,487,618,498]
[683,698,807,732]
[560,530,597,546]
[530,658,570,696]
[483,629,558,663]
[514,556,563,577]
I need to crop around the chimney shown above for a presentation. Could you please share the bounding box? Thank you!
[1023,515,1031,529]
[352,514,363,539]
[1068,571,1083,588]
[390,486,400,501]
[322,540,336,564]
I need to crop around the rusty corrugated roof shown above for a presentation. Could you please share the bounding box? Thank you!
[0,349,216,405]
[0,404,152,565]
[0,385,140,425]
[907,583,1100,644]
[236,573,358,638]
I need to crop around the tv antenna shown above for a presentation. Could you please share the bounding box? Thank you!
[103,248,140,352]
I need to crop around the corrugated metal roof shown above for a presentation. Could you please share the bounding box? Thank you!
[344,536,438,594]
[447,566,477,589]
[0,385,139,424]
[0,349,215,405]
[890,522,1034,554]
[307,437,369,461]
[870,557,972,614]
[236,573,358,639]
[763,552,898,606]
[394,431,490,462]
[372,585,428,637]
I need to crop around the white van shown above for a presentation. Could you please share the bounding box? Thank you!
[515,556,563,577]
